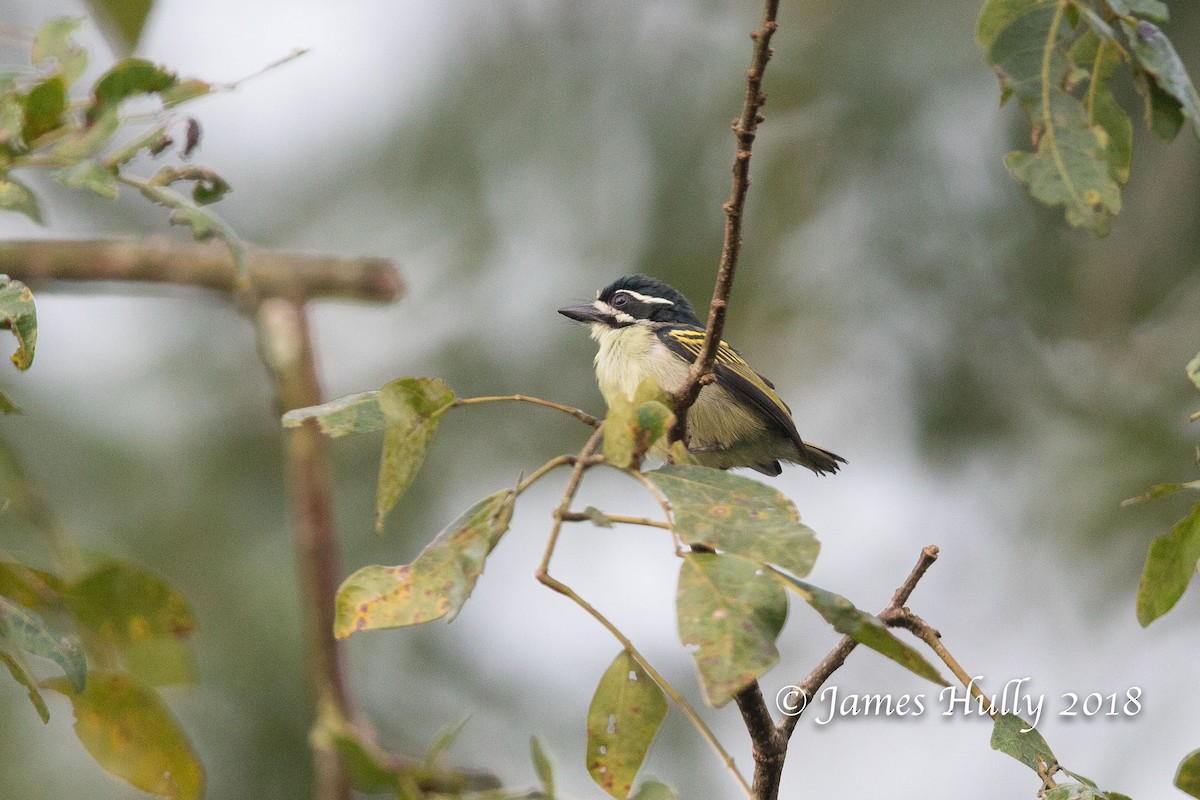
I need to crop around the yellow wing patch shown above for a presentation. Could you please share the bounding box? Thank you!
[664,328,792,416]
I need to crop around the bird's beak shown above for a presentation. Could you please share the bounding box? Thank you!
[558,302,612,324]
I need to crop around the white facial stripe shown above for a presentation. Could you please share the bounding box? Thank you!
[591,299,638,326]
[616,289,674,306]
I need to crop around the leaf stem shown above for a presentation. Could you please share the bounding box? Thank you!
[453,395,600,428]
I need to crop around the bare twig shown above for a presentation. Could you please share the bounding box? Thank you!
[255,299,353,800]
[671,0,782,443]
[779,545,940,739]
[453,395,600,427]
[0,238,401,302]
[733,684,787,799]
[535,428,752,797]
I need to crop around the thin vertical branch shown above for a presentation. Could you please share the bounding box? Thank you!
[672,0,783,442]
[255,298,353,800]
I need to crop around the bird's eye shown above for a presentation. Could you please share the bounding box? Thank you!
[612,295,629,308]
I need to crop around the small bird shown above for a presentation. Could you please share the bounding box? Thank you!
[559,275,844,476]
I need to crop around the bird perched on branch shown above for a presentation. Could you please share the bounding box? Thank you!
[559,275,844,476]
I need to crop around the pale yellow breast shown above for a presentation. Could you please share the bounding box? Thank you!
[591,324,688,405]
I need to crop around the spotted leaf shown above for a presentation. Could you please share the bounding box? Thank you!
[376,377,455,532]
[586,650,667,799]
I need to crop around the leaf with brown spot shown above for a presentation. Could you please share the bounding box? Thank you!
[43,672,203,800]
[647,465,819,578]
[676,553,786,707]
[586,650,666,799]
[335,490,514,637]
[0,277,37,371]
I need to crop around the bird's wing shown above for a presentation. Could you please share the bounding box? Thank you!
[657,327,805,448]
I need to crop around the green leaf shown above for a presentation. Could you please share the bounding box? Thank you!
[0,178,44,224]
[0,648,50,722]
[0,596,86,690]
[603,377,674,469]
[426,716,469,765]
[1004,92,1122,234]
[32,18,89,87]
[84,0,154,54]
[282,390,385,437]
[335,490,514,637]
[530,736,555,797]
[771,571,948,686]
[314,717,418,799]
[1122,479,1200,505]
[167,203,217,241]
[1134,70,1185,140]
[1107,0,1169,24]
[1136,500,1200,626]
[631,781,678,800]
[87,59,178,126]
[976,0,1046,51]
[1178,748,1200,798]
[0,562,65,610]
[586,650,667,799]
[375,377,456,532]
[101,126,173,169]
[0,389,19,414]
[991,713,1055,773]
[44,672,204,800]
[54,109,121,160]
[0,92,23,148]
[676,552,786,706]
[986,4,1063,109]
[66,561,196,647]
[646,465,820,578]
[160,79,213,108]
[22,75,67,143]
[0,277,37,369]
[1121,19,1200,141]
[55,161,120,199]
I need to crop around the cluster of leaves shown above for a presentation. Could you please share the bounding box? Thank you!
[977,0,1200,234]
[1121,352,1200,798]
[990,714,1133,799]
[0,446,205,800]
[288,376,956,799]
[0,18,235,248]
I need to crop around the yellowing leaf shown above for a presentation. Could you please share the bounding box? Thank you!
[1177,749,1200,798]
[0,649,50,722]
[375,377,455,532]
[44,672,203,800]
[335,490,514,637]
[676,553,786,706]
[586,651,667,799]
[0,277,37,370]
[647,465,819,578]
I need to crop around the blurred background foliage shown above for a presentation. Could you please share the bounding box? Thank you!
[0,0,1198,798]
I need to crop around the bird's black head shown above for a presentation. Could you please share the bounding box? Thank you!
[558,275,702,328]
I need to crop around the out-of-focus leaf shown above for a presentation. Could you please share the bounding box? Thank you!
[335,490,514,637]
[1178,749,1200,798]
[425,716,469,765]
[1108,0,1169,24]
[119,637,195,686]
[55,161,120,198]
[1136,500,1200,626]
[282,391,385,437]
[631,781,677,800]
[1188,351,1200,391]
[0,277,37,369]
[160,79,212,108]
[0,178,43,224]
[976,0,1045,50]
[0,390,19,414]
[646,465,819,578]
[87,59,177,126]
[84,0,154,54]
[44,672,203,800]
[986,4,1062,110]
[0,596,85,690]
[1133,67,1186,141]
[22,75,66,143]
[101,125,173,169]
[313,716,419,799]
[32,18,88,86]
[166,203,217,241]
[991,713,1055,773]
[375,377,456,532]
[676,552,786,706]
[54,109,120,160]
[66,561,196,647]
[586,650,666,799]
[0,648,50,722]
[1005,93,1122,234]
[0,92,23,147]
[771,571,947,686]
[530,736,555,797]
[603,377,673,469]
[1122,479,1200,505]
[0,562,64,610]
[1122,20,1200,141]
